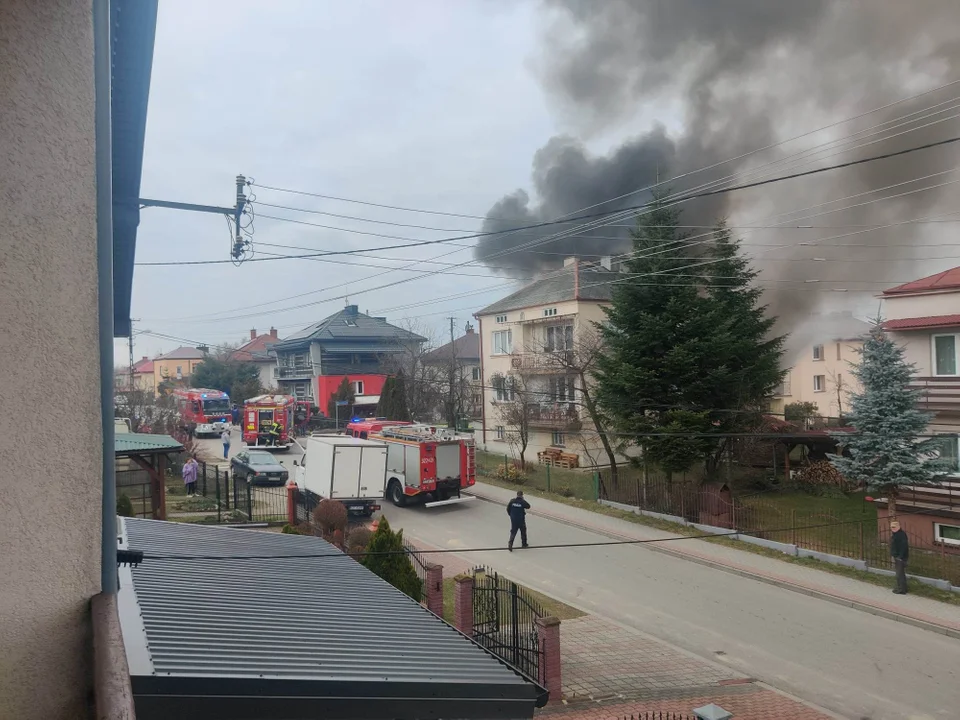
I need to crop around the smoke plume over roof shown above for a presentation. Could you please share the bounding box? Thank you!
[475,0,960,339]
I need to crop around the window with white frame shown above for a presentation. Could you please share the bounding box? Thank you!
[545,324,574,352]
[471,366,481,381]
[813,374,825,392]
[933,334,958,376]
[813,344,824,361]
[934,522,960,546]
[495,315,508,324]
[543,307,558,317]
[492,375,515,402]
[492,329,512,355]
[353,380,364,395]
[551,431,565,446]
[935,434,960,474]
[495,425,505,440]
[548,376,576,403]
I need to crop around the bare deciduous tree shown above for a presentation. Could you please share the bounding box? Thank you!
[490,371,536,469]
[524,323,620,483]
[380,319,444,421]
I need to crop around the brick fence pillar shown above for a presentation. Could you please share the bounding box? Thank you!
[424,562,444,616]
[453,575,474,637]
[536,615,562,701]
[286,481,298,526]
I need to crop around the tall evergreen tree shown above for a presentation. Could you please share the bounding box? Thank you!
[391,369,412,421]
[595,197,784,478]
[327,376,356,422]
[828,320,949,515]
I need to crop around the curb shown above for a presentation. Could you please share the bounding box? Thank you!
[464,488,960,641]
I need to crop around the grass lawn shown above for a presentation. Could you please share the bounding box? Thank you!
[440,577,586,625]
[475,449,598,501]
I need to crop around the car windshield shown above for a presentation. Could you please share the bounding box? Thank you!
[203,398,230,414]
[247,453,277,466]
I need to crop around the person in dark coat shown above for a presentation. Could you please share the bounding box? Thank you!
[507,490,531,551]
[890,519,909,594]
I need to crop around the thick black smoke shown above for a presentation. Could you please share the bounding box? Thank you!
[475,0,960,338]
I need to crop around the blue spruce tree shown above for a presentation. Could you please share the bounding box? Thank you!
[828,319,949,516]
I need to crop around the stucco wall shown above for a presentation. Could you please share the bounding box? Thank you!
[883,291,960,321]
[0,2,102,718]
[778,339,863,416]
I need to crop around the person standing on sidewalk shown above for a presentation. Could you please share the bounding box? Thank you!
[507,490,531,551]
[182,456,198,497]
[220,428,231,460]
[890,520,909,594]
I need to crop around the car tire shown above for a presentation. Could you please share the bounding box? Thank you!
[247,473,256,486]
[389,480,407,507]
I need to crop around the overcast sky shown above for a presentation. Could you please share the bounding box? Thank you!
[122,0,562,362]
[120,0,960,366]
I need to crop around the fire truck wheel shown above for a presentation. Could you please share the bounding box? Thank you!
[388,480,407,507]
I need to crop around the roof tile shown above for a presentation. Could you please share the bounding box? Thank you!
[883,266,960,295]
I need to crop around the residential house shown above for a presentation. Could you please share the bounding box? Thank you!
[152,346,206,394]
[768,312,870,421]
[230,327,280,390]
[1,1,156,717]
[422,323,483,420]
[118,518,544,719]
[475,258,622,466]
[115,355,156,393]
[882,266,960,472]
[271,304,425,412]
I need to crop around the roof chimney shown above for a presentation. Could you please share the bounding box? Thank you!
[250,329,257,341]
[141,356,148,361]
[270,327,278,338]
[344,304,359,316]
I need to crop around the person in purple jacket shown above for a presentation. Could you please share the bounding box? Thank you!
[182,456,199,497]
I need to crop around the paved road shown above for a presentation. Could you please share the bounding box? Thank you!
[384,493,960,720]
[192,427,305,468]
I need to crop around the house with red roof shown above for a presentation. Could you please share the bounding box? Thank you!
[230,327,280,390]
[882,265,960,461]
[115,356,156,393]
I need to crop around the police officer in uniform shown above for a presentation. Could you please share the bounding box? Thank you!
[507,490,531,551]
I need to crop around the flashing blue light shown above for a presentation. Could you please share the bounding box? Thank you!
[201,393,208,398]
[351,417,363,423]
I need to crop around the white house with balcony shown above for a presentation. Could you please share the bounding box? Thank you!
[882,266,960,472]
[474,257,622,466]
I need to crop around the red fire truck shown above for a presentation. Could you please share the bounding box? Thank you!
[345,421,476,508]
[242,394,298,450]
[172,388,231,437]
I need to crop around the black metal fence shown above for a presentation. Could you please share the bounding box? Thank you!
[117,469,154,518]
[403,541,427,603]
[472,567,545,684]
[163,462,291,525]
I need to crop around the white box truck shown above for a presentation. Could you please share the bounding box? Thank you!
[294,435,387,517]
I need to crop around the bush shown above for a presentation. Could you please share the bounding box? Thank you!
[346,526,374,556]
[312,499,348,539]
[495,463,527,485]
[281,523,305,535]
[555,484,574,498]
[360,517,422,601]
[116,494,134,517]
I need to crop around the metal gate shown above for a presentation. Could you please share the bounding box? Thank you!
[472,568,545,682]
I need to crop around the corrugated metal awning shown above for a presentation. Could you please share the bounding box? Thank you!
[118,518,543,720]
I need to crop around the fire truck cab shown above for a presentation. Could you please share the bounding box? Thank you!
[243,394,297,450]
[172,388,231,437]
[345,422,476,508]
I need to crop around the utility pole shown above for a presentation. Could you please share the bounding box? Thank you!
[128,319,137,391]
[138,174,252,262]
[447,317,457,430]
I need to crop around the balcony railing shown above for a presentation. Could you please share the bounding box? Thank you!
[910,376,960,411]
[510,351,574,373]
[527,402,579,429]
[274,365,314,379]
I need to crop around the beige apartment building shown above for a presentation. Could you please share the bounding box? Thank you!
[475,258,621,466]
[1,1,156,718]
[769,312,869,420]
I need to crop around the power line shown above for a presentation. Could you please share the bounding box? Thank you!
[137,135,960,269]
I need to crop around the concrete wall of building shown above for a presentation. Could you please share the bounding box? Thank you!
[0,2,102,717]
[775,339,863,417]
[876,507,960,556]
[256,361,278,390]
[153,357,204,391]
